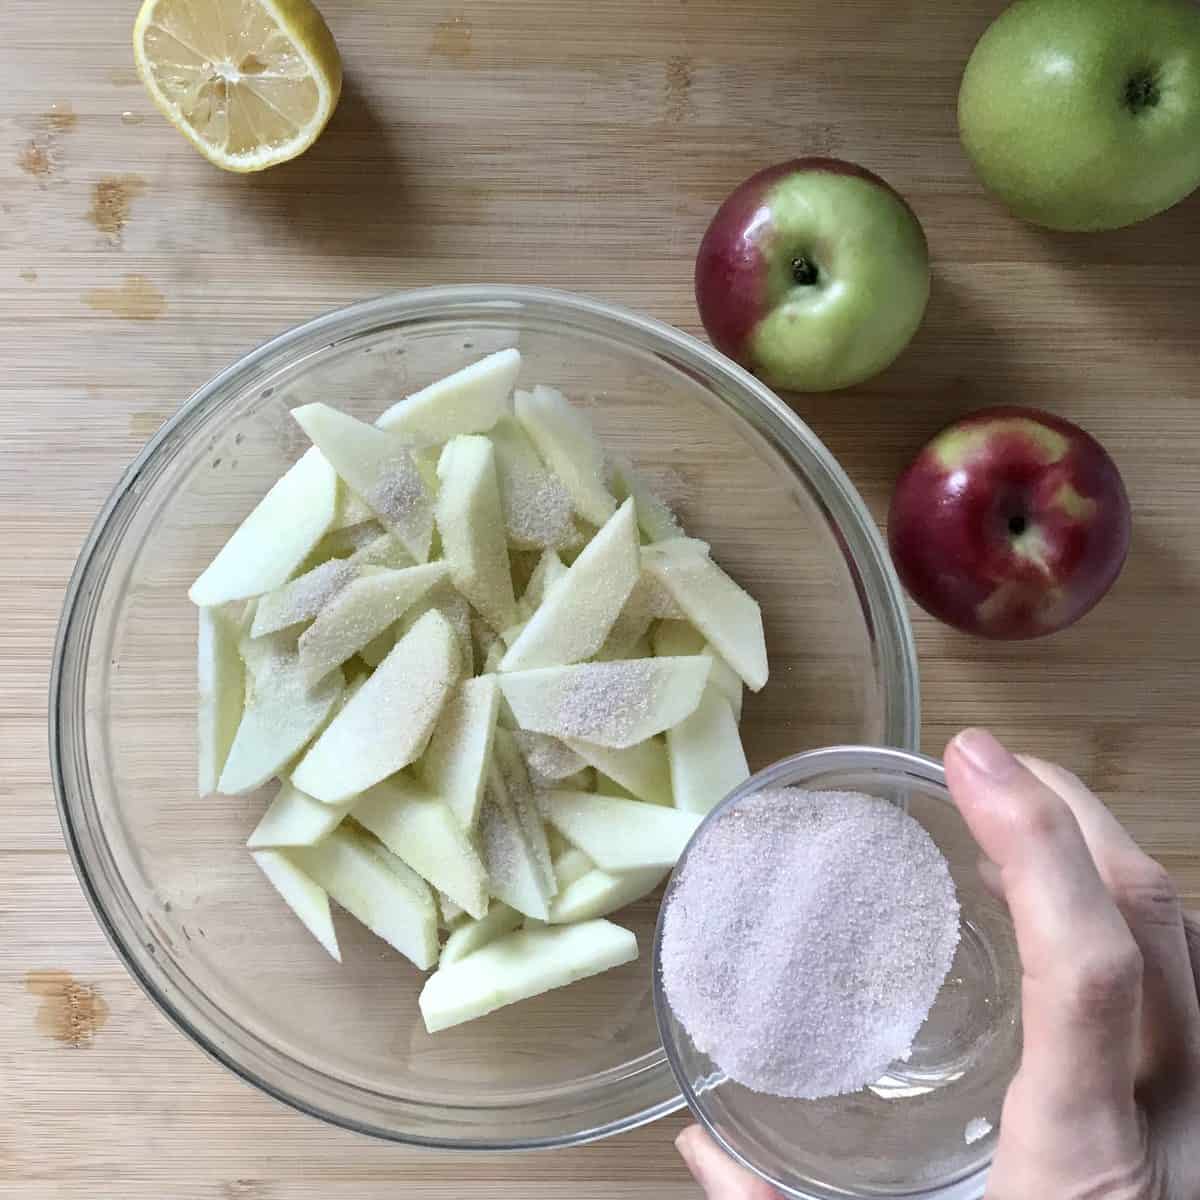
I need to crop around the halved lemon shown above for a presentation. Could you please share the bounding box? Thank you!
[133,0,342,173]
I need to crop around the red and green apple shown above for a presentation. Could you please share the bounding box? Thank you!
[694,158,930,393]
[888,408,1131,639]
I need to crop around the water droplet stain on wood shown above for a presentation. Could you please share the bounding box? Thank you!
[88,175,148,242]
[83,274,166,321]
[25,970,109,1047]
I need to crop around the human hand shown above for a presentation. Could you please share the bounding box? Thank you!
[675,729,1200,1199]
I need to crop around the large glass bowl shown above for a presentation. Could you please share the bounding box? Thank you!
[50,285,919,1148]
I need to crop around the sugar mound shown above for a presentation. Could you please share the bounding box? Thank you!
[660,788,961,1101]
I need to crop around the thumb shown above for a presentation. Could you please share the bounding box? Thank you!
[676,1125,782,1198]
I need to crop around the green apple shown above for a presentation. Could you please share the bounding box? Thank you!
[959,0,1200,231]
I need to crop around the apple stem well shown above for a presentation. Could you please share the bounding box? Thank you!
[1125,70,1160,114]
[1008,514,1028,537]
[791,255,819,287]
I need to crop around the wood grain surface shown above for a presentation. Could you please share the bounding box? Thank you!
[3,0,1199,1196]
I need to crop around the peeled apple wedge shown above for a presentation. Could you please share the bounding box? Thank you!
[376,349,521,441]
[437,891,468,929]
[490,732,557,895]
[477,795,552,921]
[515,386,616,527]
[197,606,245,795]
[500,498,640,671]
[488,415,577,550]
[667,687,750,815]
[218,639,344,796]
[539,791,702,871]
[292,403,434,563]
[330,480,376,531]
[564,736,672,806]
[251,849,341,962]
[440,902,523,967]
[298,562,448,684]
[497,656,711,748]
[512,730,587,787]
[419,920,638,1033]
[607,455,683,544]
[547,864,667,925]
[435,436,518,632]
[293,826,439,970]
[420,675,500,830]
[651,619,743,717]
[292,610,459,804]
[247,782,352,848]
[401,583,474,676]
[251,558,357,637]
[352,777,489,919]
[190,447,338,606]
[552,847,595,890]
[518,550,568,619]
[642,540,768,691]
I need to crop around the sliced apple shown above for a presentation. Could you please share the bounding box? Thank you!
[298,562,448,685]
[247,781,352,848]
[439,902,523,967]
[437,891,468,929]
[514,386,616,528]
[419,919,638,1033]
[190,447,338,606]
[420,675,500,830]
[292,610,459,804]
[596,773,637,800]
[497,656,710,748]
[490,731,556,896]
[435,435,518,632]
[565,736,672,806]
[198,606,245,795]
[477,795,552,921]
[219,637,343,796]
[302,519,387,572]
[539,791,702,871]
[607,455,684,544]
[251,558,358,637]
[500,498,640,670]
[594,578,665,661]
[642,539,768,691]
[552,846,595,890]
[651,619,744,717]
[376,349,521,441]
[401,583,475,676]
[292,825,439,970]
[667,687,749,815]
[349,531,415,571]
[292,403,434,563]
[357,624,397,669]
[251,848,341,962]
[330,479,377,531]
[489,414,578,550]
[512,730,587,788]
[547,864,667,925]
[352,777,489,919]
[518,549,568,620]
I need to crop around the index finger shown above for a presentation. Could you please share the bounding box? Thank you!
[945,730,1142,1120]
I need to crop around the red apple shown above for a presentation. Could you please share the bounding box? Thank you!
[888,408,1131,639]
[694,158,930,392]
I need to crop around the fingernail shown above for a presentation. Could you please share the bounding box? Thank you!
[952,728,1019,780]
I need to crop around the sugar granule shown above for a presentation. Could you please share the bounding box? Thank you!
[660,788,961,1101]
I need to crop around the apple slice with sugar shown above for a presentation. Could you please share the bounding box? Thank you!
[251,558,358,637]
[667,686,749,815]
[500,498,640,671]
[418,919,638,1033]
[292,825,439,970]
[497,656,710,749]
[564,736,673,806]
[488,414,578,550]
[514,386,617,528]
[651,619,743,717]
[539,791,702,871]
[517,549,568,620]
[547,863,668,925]
[400,582,474,676]
[642,539,768,692]
[420,675,500,830]
[477,793,553,921]
[607,455,684,544]
[247,781,353,849]
[197,606,245,795]
[435,435,518,632]
[190,447,338,606]
[329,479,377,531]
[293,403,434,563]
[490,730,557,896]
[218,636,344,796]
[437,891,468,929]
[251,849,341,962]
[352,776,490,919]
[292,609,459,804]
[376,349,521,441]
[440,902,523,967]
[298,562,448,685]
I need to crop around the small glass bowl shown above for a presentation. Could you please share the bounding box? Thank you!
[653,746,1022,1198]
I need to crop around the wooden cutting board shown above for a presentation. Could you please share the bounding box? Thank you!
[3,1,1198,1195]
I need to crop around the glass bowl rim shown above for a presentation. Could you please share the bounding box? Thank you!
[652,745,993,1200]
[49,284,921,1150]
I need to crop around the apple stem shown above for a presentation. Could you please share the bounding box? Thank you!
[1125,70,1160,114]
[791,256,819,287]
